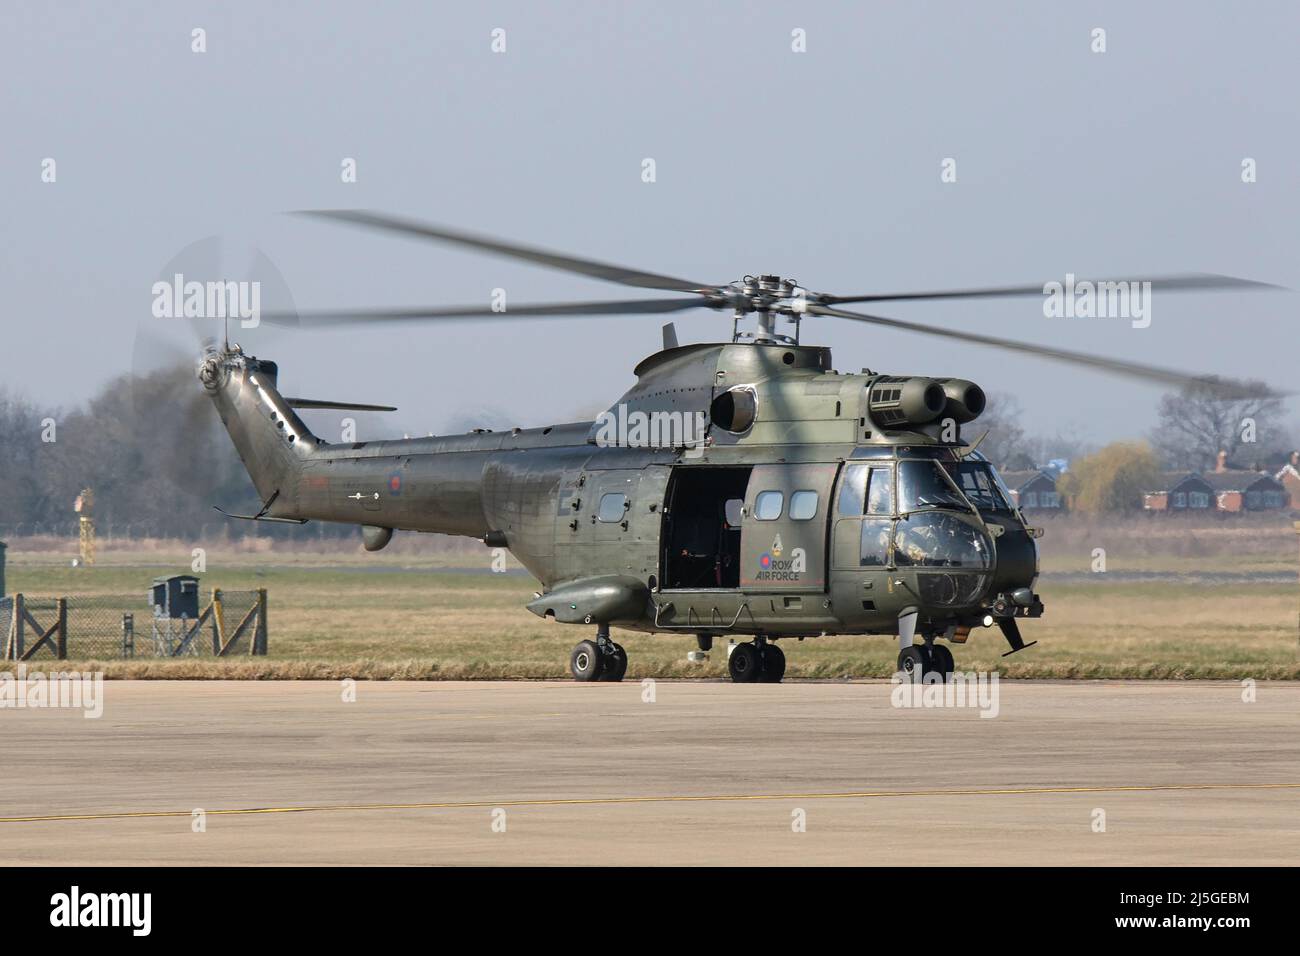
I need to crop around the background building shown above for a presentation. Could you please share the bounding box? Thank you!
[998,470,1063,513]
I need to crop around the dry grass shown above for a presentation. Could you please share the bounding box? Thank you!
[1035,512,1300,573]
[3,518,1299,680]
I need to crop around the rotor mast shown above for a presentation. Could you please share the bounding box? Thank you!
[732,274,802,345]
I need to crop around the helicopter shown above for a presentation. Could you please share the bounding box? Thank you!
[194,210,1281,683]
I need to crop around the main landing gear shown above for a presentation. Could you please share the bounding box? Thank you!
[570,624,627,682]
[727,638,785,684]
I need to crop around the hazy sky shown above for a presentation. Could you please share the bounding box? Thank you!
[3,1,1297,445]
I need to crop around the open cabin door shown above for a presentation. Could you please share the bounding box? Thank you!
[660,466,751,590]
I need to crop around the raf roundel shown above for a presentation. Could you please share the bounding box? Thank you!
[388,473,402,495]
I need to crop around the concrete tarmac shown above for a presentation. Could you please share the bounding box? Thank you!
[1,680,1298,865]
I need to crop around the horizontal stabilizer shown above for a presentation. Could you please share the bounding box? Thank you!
[212,505,307,525]
[283,397,397,412]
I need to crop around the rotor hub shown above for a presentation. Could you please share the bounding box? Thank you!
[713,275,809,343]
[724,275,803,314]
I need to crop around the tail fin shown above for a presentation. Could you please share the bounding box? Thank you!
[201,348,318,519]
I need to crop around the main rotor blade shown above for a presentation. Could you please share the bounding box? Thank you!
[806,303,1285,399]
[821,273,1283,306]
[293,210,712,293]
[262,296,710,328]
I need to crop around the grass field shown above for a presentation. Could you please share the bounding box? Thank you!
[3,518,1299,679]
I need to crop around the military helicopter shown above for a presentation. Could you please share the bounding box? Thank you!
[195,210,1279,683]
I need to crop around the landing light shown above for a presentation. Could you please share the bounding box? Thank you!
[982,615,995,628]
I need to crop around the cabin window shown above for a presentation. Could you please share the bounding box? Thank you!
[789,490,819,521]
[724,498,745,527]
[754,490,784,521]
[1245,491,1262,509]
[1264,491,1283,508]
[597,493,628,523]
[1039,491,1060,508]
[1023,491,1038,508]
[1172,491,1187,509]
[1188,491,1210,508]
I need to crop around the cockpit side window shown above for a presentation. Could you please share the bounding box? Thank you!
[866,467,893,515]
[896,460,973,513]
[837,464,868,516]
[946,461,1012,512]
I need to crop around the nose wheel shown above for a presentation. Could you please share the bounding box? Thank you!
[929,643,954,675]
[898,643,955,680]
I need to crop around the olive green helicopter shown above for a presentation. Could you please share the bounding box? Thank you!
[193,211,1279,682]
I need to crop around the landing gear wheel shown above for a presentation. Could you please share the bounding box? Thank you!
[929,643,954,677]
[599,643,628,682]
[897,645,928,681]
[760,644,786,683]
[728,642,762,683]
[570,640,605,682]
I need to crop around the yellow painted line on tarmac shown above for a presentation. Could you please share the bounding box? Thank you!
[2,782,1299,825]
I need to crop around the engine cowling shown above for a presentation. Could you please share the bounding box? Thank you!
[866,376,947,428]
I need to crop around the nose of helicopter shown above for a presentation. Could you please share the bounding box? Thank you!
[982,513,1039,594]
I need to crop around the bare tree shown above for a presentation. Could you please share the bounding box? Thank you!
[972,392,1034,470]
[1149,380,1287,471]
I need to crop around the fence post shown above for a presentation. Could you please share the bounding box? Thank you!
[14,593,24,660]
[56,597,67,660]
[1295,521,1300,646]
[4,594,15,660]
[255,588,268,655]
[122,613,134,659]
[4,596,12,660]
[212,589,224,655]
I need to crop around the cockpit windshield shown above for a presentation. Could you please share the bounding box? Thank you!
[893,512,993,569]
[896,460,974,514]
[944,459,1014,513]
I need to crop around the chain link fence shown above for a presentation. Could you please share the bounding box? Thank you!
[4,590,266,660]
